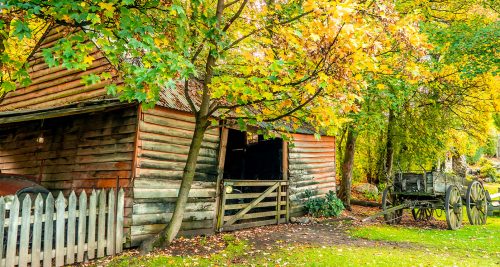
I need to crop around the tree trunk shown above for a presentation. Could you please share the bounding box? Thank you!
[141,0,224,253]
[338,127,357,210]
[383,109,395,184]
[140,119,207,252]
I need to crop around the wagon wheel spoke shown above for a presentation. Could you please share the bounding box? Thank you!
[466,181,487,225]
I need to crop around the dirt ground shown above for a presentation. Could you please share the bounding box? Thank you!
[100,205,449,261]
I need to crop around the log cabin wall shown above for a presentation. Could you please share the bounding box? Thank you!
[288,134,336,216]
[0,107,137,244]
[131,106,220,246]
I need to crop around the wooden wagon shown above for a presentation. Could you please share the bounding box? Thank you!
[365,170,488,230]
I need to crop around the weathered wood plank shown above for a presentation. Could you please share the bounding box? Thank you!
[97,190,107,258]
[66,191,77,264]
[139,132,219,149]
[134,179,216,189]
[136,168,213,181]
[224,180,287,186]
[43,193,54,267]
[55,193,66,267]
[138,150,217,165]
[139,121,219,143]
[6,196,19,267]
[224,210,287,222]
[132,202,215,215]
[221,218,287,232]
[107,189,116,256]
[142,107,196,123]
[225,192,278,200]
[288,162,335,171]
[115,189,124,253]
[134,188,216,199]
[140,140,218,158]
[87,190,97,260]
[18,196,31,267]
[77,191,87,262]
[132,211,214,226]
[130,221,215,236]
[143,113,219,136]
[138,159,216,174]
[225,201,284,210]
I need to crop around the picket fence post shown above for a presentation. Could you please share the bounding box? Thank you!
[0,188,125,267]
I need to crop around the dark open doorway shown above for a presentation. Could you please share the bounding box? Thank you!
[223,129,283,181]
[217,128,289,232]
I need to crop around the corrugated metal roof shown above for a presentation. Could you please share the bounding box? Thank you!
[156,80,202,112]
[1,25,325,136]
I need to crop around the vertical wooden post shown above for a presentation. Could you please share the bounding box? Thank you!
[19,196,31,267]
[87,190,97,260]
[276,182,282,224]
[106,189,116,256]
[115,188,125,254]
[77,191,87,262]
[282,141,290,222]
[217,184,228,231]
[32,194,44,267]
[282,141,289,181]
[6,196,19,267]
[43,193,54,267]
[55,193,66,267]
[214,127,229,231]
[97,190,106,258]
[66,191,77,265]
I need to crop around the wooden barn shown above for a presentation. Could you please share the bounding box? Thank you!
[0,25,337,247]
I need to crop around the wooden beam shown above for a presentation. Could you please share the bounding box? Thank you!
[0,101,133,124]
[214,127,229,231]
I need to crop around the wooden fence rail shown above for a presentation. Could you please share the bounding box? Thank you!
[0,188,124,267]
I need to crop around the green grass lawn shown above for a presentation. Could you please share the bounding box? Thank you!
[484,183,500,195]
[103,218,500,267]
[351,217,500,263]
[254,245,496,267]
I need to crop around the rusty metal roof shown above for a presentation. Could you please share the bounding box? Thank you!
[156,80,202,112]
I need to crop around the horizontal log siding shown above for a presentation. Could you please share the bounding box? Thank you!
[0,25,119,111]
[131,107,219,246]
[0,107,137,245]
[288,134,336,217]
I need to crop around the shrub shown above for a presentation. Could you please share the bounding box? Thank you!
[363,191,379,201]
[303,190,345,217]
[478,157,498,182]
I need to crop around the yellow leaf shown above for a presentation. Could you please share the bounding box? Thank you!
[99,2,115,12]
[83,55,94,65]
[376,84,385,90]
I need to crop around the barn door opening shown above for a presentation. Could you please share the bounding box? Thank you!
[216,129,289,232]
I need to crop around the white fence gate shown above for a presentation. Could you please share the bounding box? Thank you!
[0,189,124,267]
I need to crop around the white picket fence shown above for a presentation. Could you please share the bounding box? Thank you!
[0,189,124,267]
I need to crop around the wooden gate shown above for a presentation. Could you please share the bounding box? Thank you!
[217,180,289,232]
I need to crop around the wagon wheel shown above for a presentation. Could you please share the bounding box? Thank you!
[411,208,434,221]
[466,181,488,225]
[382,187,402,224]
[445,185,462,230]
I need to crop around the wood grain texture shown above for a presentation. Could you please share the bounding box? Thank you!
[0,25,120,112]
[288,134,336,217]
[131,107,220,245]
